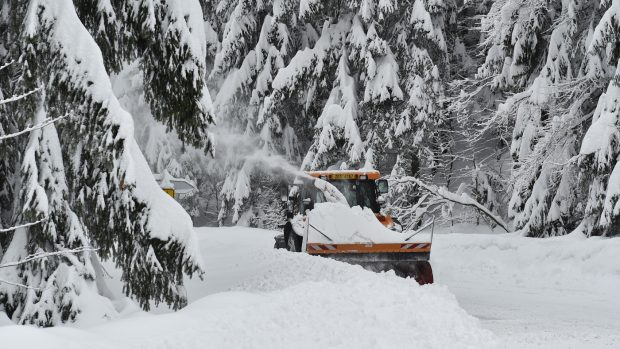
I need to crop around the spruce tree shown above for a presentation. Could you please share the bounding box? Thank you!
[457,0,620,236]
[0,99,110,326]
[204,0,458,221]
[0,0,210,325]
[209,0,299,224]
[74,0,215,150]
[577,0,620,236]
[302,53,364,170]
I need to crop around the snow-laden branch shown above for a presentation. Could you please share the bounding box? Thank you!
[0,278,43,290]
[0,114,68,141]
[0,218,48,233]
[0,60,14,71]
[0,87,42,105]
[393,176,511,232]
[0,247,98,269]
[0,247,97,289]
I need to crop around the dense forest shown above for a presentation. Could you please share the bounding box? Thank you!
[202,0,620,240]
[1,0,619,326]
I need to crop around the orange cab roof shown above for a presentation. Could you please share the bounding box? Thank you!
[306,170,381,180]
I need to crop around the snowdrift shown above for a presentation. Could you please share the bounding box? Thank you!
[0,227,496,349]
[432,227,620,289]
[4,226,617,348]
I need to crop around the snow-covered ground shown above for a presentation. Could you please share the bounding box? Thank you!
[1,226,619,348]
[433,225,620,348]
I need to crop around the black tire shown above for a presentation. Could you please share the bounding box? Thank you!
[393,261,434,285]
[273,234,286,249]
[414,261,434,285]
[286,229,303,252]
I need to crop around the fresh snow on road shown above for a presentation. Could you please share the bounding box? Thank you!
[433,225,620,348]
[1,226,618,348]
[187,226,620,348]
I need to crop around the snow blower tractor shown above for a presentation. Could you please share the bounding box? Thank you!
[274,170,434,285]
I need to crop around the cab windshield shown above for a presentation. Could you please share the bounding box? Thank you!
[328,180,380,213]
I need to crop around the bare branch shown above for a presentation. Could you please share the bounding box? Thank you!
[0,87,42,105]
[394,176,511,232]
[0,246,97,290]
[0,217,48,233]
[0,247,98,269]
[0,60,14,71]
[0,278,43,290]
[0,114,68,142]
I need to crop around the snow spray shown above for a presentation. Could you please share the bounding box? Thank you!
[210,125,311,181]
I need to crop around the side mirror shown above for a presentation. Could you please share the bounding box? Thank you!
[377,196,386,206]
[376,179,389,194]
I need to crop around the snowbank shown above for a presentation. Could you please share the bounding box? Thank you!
[4,226,618,348]
[221,251,496,349]
[0,227,496,349]
[433,227,620,288]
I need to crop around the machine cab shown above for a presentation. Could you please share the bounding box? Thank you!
[285,170,399,231]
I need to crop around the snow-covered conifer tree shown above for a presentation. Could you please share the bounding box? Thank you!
[302,53,364,170]
[476,0,552,90]
[74,0,215,149]
[455,0,620,237]
[577,0,620,236]
[204,0,457,222]
[0,99,113,326]
[0,0,207,324]
[209,0,299,224]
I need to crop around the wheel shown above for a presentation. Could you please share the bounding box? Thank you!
[273,234,286,249]
[393,261,434,285]
[286,232,302,252]
[414,261,434,285]
[285,226,302,252]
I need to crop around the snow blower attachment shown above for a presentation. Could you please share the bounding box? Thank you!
[305,221,434,284]
[274,170,434,285]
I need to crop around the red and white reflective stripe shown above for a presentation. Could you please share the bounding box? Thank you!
[309,244,337,251]
[307,242,431,254]
[400,243,430,250]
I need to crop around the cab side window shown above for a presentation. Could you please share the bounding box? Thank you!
[301,186,314,214]
[314,190,326,204]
